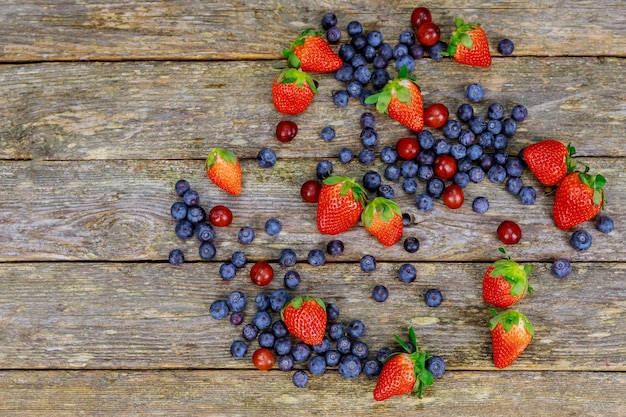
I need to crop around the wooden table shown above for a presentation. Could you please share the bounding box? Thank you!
[1,1,624,415]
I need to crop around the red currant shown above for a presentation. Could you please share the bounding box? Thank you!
[209,205,233,227]
[252,347,275,370]
[396,137,420,160]
[497,220,522,245]
[250,261,274,286]
[434,155,457,180]
[442,184,464,209]
[424,103,450,128]
[300,180,322,203]
[410,7,432,29]
[276,120,298,143]
[416,22,441,47]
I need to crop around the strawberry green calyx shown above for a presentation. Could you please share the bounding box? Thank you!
[579,171,606,207]
[391,326,434,398]
[362,197,401,228]
[283,28,324,68]
[280,295,325,320]
[206,148,237,170]
[489,309,534,339]
[275,67,318,94]
[323,175,368,208]
[364,65,419,114]
[490,247,533,297]
[441,18,482,57]
[565,142,577,174]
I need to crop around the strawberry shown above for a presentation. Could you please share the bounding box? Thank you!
[205,148,242,196]
[280,296,327,345]
[373,327,434,401]
[365,65,424,132]
[489,309,534,369]
[362,197,403,246]
[316,176,367,235]
[283,28,343,73]
[552,170,606,230]
[482,248,533,309]
[441,18,491,67]
[523,140,576,186]
[271,67,318,115]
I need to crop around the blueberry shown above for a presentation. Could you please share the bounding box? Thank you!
[418,149,437,166]
[308,249,326,267]
[505,158,524,177]
[332,89,350,107]
[457,157,473,172]
[377,184,395,199]
[402,213,412,226]
[358,148,376,165]
[338,147,353,164]
[346,320,366,339]
[362,44,378,62]
[329,323,344,340]
[360,89,374,106]
[424,289,443,307]
[351,341,369,360]
[292,343,311,362]
[371,69,390,90]
[360,111,376,128]
[456,103,474,122]
[242,323,259,341]
[278,354,294,371]
[392,43,409,59]
[363,170,382,191]
[284,270,301,289]
[257,147,276,168]
[428,41,447,61]
[325,350,341,367]
[326,239,345,256]
[360,127,378,147]
[396,55,415,73]
[270,289,290,311]
[170,201,188,220]
[468,166,485,183]
[363,359,382,378]
[338,43,356,61]
[502,118,517,136]
[308,355,327,375]
[231,251,247,268]
[326,26,341,44]
[494,149,509,165]
[168,249,184,265]
[466,144,483,161]
[316,159,333,179]
[254,293,270,311]
[487,119,503,135]
[292,370,309,388]
[472,197,490,214]
[230,311,244,326]
[175,179,191,196]
[230,340,247,359]
[351,55,366,68]
[399,29,416,46]
[409,44,425,59]
[378,43,393,60]
[493,133,508,149]
[354,65,372,84]
[571,230,592,251]
[505,177,524,196]
[320,126,336,141]
[426,178,444,198]
[401,160,418,178]
[596,215,615,233]
[416,193,434,212]
[326,303,340,321]
[418,130,435,149]
[313,337,331,354]
[183,189,200,207]
[209,300,229,320]
[551,258,572,278]
[351,33,368,51]
[360,255,377,273]
[373,55,388,69]
[346,80,363,98]
[398,263,417,283]
[468,116,486,135]
[417,165,434,182]
[442,120,462,140]
[347,21,363,36]
[237,226,255,244]
[497,38,515,56]
[478,153,494,172]
[377,347,393,363]
[402,178,418,194]
[453,172,470,188]
[488,164,507,184]
[434,138,452,155]
[519,186,537,205]
[372,285,389,302]
[275,338,292,356]
[264,218,282,236]
[219,263,237,281]
[511,104,528,122]
[466,83,484,102]
[450,143,467,160]
[258,331,275,349]
[195,222,215,242]
[272,320,288,338]
[380,146,398,164]
[321,12,337,30]
[384,164,401,182]
[252,310,271,330]
[478,132,494,149]
[198,242,216,260]
[488,102,505,120]
[339,354,362,379]
[425,355,446,378]
[404,236,420,253]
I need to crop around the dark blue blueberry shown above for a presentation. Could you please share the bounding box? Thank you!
[168,249,184,265]
[278,354,294,371]
[442,120,462,140]
[450,143,467,160]
[399,29,416,46]
[409,44,425,59]
[210,300,229,320]
[264,218,282,236]
[275,338,292,356]
[320,126,336,141]
[478,152,494,169]
[292,370,309,388]
[417,149,436,166]
[231,251,246,268]
[363,359,381,378]
[402,213,412,226]
[270,289,290,312]
[372,55,388,69]
[418,130,435,149]
[326,239,345,256]
[404,341,416,353]
[392,43,409,59]
[346,80,363,98]
[493,133,508,150]
[428,41,447,61]
[519,186,537,205]
[360,111,376,128]
[497,38,515,56]
[254,293,270,311]
[242,323,259,341]
[384,164,401,182]
[426,178,444,198]
[333,89,350,107]
[358,148,376,165]
[468,166,485,183]
[488,164,507,184]
[292,343,311,362]
[195,222,215,242]
[402,178,418,194]
[351,341,369,360]
[284,270,301,289]
[198,241,216,260]
[416,193,434,212]
[457,157,473,172]
[380,146,398,164]
[505,177,524,196]
[377,184,395,199]
[472,196,489,214]
[457,103,474,122]
[466,83,484,102]
[404,236,420,253]
[219,262,237,281]
[396,55,415,73]
[371,69,390,90]
[378,43,393,60]
[313,337,331,354]
[308,249,326,267]
[325,350,341,367]
[237,226,255,244]
[363,170,382,191]
[338,43,356,61]
[329,323,344,340]
[230,311,244,326]
[272,320,288,338]
[170,201,188,221]
[321,12,337,30]
[425,355,446,378]
[175,179,191,196]
[478,132,494,149]
[434,139,451,155]
[571,230,592,251]
[183,189,200,207]
[372,284,389,302]
[377,347,393,363]
[326,303,340,321]
[339,354,362,379]
[596,216,614,233]
[502,118,517,136]
[367,30,383,47]
[308,355,327,375]
[350,54,367,68]
[316,159,333,179]
[351,33,368,51]
[453,171,470,188]
[347,21,363,36]
[401,160,418,178]
[487,119,502,135]
[511,104,528,122]
[505,158,524,177]
[230,340,247,359]
[551,258,572,278]
[252,310,271,330]
[338,147,354,164]
[257,147,276,168]
[424,289,442,307]
[488,102,505,120]
[354,65,372,85]
[360,89,374,106]
[326,26,341,44]
[493,149,509,165]
[360,127,378,147]
[360,255,377,273]
[258,331,275,349]
[186,205,206,225]
[468,116,486,135]
[398,263,417,283]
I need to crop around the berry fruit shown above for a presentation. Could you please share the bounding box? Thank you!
[551,258,572,278]
[276,120,298,142]
[497,220,522,245]
[250,261,274,286]
[424,289,443,307]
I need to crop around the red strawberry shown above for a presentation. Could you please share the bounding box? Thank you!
[482,248,533,309]
[280,296,327,345]
[489,309,534,369]
[552,171,606,230]
[271,68,318,115]
[442,18,491,67]
[362,197,403,246]
[373,327,434,401]
[523,140,576,186]
[365,65,424,132]
[316,176,367,235]
[283,29,343,73]
[205,148,242,196]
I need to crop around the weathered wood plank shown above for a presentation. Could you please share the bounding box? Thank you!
[0,1,624,62]
[0,370,623,416]
[0,158,623,262]
[0,262,623,370]
[1,58,624,161]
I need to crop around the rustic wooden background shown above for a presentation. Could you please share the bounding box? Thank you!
[0,1,624,416]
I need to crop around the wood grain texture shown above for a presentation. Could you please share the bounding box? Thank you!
[0,1,624,62]
[1,58,624,160]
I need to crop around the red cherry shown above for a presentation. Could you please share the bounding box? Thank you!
[410,7,432,29]
[250,261,274,286]
[442,184,464,209]
[396,137,420,160]
[209,205,233,227]
[300,180,322,203]
[434,155,457,180]
[416,22,441,47]
[276,120,298,143]
[252,348,275,370]
[497,220,522,245]
[424,103,450,128]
